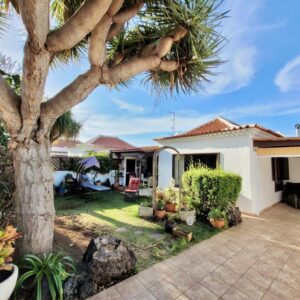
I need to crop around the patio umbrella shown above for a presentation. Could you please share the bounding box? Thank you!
[79,157,100,170]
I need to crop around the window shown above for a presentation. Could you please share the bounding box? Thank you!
[184,154,219,169]
[272,157,289,191]
[172,153,219,186]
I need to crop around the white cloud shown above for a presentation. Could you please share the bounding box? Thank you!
[111,98,144,112]
[223,99,300,119]
[77,113,213,142]
[75,98,300,143]
[275,55,300,92]
[205,0,282,95]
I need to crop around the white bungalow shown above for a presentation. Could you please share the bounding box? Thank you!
[155,117,300,215]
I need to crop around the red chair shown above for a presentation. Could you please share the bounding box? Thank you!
[124,177,141,202]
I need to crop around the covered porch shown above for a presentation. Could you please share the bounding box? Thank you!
[111,146,158,187]
[253,137,300,212]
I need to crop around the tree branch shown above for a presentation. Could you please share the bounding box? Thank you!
[89,14,112,66]
[102,55,161,84]
[39,22,187,139]
[106,1,143,41]
[38,67,101,140]
[0,75,22,133]
[46,0,113,52]
[112,1,143,24]
[20,45,51,138]
[19,0,50,53]
[17,0,52,139]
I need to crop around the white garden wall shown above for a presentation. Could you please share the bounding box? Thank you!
[53,170,115,186]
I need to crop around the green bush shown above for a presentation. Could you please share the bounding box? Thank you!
[86,151,113,174]
[182,166,242,217]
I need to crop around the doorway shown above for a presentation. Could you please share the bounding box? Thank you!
[126,159,136,185]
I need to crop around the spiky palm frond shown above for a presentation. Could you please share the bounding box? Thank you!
[107,0,226,94]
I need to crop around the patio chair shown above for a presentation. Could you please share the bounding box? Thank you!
[124,177,141,202]
[79,175,111,192]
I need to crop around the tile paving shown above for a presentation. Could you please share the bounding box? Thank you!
[89,203,300,299]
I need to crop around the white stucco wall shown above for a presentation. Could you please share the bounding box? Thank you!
[289,157,300,182]
[251,155,282,214]
[53,170,115,186]
[157,130,255,213]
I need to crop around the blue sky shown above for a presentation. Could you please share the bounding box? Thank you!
[1,0,300,146]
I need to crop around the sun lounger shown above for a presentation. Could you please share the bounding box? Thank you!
[80,175,111,192]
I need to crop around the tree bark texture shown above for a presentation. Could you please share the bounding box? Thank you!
[12,140,55,255]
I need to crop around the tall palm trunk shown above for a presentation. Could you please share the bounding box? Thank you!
[12,140,55,255]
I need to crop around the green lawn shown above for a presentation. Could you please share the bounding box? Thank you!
[55,191,219,271]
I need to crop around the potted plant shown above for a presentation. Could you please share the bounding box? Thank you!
[165,188,177,212]
[15,252,75,300]
[179,198,196,224]
[208,208,226,229]
[113,170,120,190]
[154,200,166,220]
[164,214,177,233]
[156,189,165,201]
[56,181,66,197]
[139,200,153,218]
[0,225,21,300]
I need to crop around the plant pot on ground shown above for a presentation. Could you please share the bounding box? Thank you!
[56,182,66,197]
[208,208,226,229]
[164,215,177,233]
[179,207,196,224]
[154,200,166,220]
[0,225,21,300]
[139,200,153,218]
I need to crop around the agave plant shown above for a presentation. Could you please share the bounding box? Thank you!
[0,225,21,271]
[16,252,75,300]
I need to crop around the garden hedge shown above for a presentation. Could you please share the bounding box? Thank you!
[182,167,242,217]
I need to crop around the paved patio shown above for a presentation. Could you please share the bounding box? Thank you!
[89,203,300,300]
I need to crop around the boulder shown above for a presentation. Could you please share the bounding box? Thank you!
[64,271,96,300]
[227,207,242,227]
[63,236,136,299]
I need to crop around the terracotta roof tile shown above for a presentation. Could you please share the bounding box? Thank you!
[86,135,135,150]
[52,139,82,148]
[155,117,283,141]
[112,146,159,153]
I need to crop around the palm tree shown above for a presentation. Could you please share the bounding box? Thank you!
[50,111,81,143]
[0,0,226,254]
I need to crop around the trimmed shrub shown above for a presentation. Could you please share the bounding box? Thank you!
[86,151,113,174]
[182,166,242,217]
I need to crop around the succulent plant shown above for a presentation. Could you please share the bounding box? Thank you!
[0,225,21,271]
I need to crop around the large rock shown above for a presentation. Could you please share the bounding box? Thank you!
[227,207,242,227]
[83,236,137,287]
[64,236,136,300]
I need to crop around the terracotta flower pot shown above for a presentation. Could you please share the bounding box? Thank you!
[210,218,225,229]
[154,209,166,220]
[165,203,177,213]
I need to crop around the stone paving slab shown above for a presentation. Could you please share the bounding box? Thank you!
[89,203,300,299]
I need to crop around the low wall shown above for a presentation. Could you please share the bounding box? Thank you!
[53,170,116,186]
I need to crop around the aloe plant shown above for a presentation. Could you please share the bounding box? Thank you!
[16,252,75,300]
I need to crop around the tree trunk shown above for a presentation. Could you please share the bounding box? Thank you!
[12,140,55,255]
